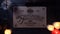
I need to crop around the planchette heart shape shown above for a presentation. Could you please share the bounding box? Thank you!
[51,29,60,34]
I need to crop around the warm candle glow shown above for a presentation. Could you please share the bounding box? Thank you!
[4,29,12,34]
[47,25,54,31]
[47,22,60,34]
[53,22,60,29]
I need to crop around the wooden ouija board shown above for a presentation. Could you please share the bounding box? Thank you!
[13,6,47,28]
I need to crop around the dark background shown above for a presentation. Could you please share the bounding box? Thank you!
[0,0,59,34]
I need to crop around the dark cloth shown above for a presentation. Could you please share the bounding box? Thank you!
[0,0,4,6]
[11,0,26,6]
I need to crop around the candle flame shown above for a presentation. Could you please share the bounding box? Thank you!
[47,25,54,31]
[53,22,60,29]
[4,29,12,34]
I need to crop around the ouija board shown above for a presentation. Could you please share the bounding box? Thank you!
[13,6,47,28]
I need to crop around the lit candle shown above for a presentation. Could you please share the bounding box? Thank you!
[47,22,60,34]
